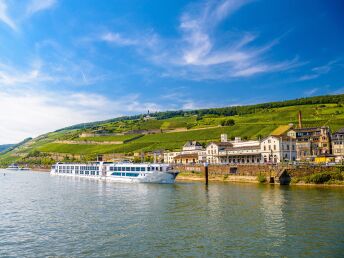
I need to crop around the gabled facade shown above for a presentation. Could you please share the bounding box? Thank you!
[206,137,261,164]
[260,136,296,163]
[206,142,233,164]
[164,141,206,164]
[182,141,203,152]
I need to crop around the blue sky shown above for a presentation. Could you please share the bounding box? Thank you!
[0,0,343,143]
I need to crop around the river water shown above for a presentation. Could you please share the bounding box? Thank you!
[0,170,343,257]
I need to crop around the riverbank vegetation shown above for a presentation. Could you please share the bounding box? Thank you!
[257,174,267,183]
[292,168,344,185]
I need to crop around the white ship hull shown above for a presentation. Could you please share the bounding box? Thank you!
[50,172,177,184]
[50,162,178,184]
[106,171,177,184]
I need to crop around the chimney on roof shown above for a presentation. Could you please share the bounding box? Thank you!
[298,111,302,129]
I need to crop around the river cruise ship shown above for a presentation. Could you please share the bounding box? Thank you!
[50,162,179,184]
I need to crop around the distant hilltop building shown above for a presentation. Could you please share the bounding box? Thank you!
[143,110,157,121]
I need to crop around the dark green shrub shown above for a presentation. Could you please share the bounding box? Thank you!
[221,119,235,126]
[304,172,344,184]
[257,174,267,183]
[307,173,331,184]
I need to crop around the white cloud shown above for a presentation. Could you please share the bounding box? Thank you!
[100,32,138,46]
[298,60,337,81]
[0,61,53,85]
[177,0,301,78]
[26,0,57,15]
[0,0,57,32]
[304,88,319,96]
[0,0,16,30]
[231,58,300,77]
[0,40,108,88]
[97,30,160,51]
[179,0,250,66]
[141,0,299,80]
[84,0,298,80]
[330,87,344,95]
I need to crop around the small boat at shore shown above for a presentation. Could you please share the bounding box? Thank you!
[6,164,30,171]
[6,164,20,170]
[51,161,179,184]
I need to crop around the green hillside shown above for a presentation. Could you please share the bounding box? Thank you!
[1,94,344,166]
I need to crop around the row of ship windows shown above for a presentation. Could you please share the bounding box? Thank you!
[109,167,162,172]
[110,167,145,172]
[58,166,99,171]
[111,172,140,177]
[57,170,99,175]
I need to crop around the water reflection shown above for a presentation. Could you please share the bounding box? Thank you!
[260,185,287,254]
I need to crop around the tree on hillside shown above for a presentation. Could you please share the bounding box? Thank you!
[221,119,235,126]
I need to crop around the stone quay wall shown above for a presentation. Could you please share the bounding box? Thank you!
[174,164,280,177]
[174,164,343,178]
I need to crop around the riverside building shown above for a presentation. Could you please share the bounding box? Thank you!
[331,128,344,163]
[206,135,261,164]
[293,126,331,161]
[164,141,206,164]
[260,136,296,163]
